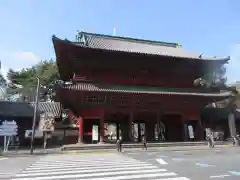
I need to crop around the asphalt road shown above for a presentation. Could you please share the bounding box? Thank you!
[124,147,240,180]
[2,147,240,180]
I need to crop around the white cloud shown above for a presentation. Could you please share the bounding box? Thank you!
[225,44,240,85]
[13,51,40,62]
[0,49,40,81]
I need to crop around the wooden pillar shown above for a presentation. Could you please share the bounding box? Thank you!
[157,114,160,141]
[228,113,237,137]
[99,113,104,143]
[77,117,83,143]
[196,119,204,140]
[129,112,133,142]
[116,123,120,140]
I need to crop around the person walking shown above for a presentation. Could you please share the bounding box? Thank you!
[207,133,215,148]
[116,137,122,152]
[116,139,120,152]
[142,135,147,150]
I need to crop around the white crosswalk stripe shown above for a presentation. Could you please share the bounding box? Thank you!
[11,153,191,180]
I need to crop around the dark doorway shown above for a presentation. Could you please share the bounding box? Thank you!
[161,114,183,142]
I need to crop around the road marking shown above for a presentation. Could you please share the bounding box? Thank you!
[156,178,191,180]
[12,153,190,180]
[172,158,184,162]
[13,170,176,180]
[175,149,220,153]
[17,167,167,177]
[158,155,168,158]
[156,158,168,165]
[210,174,230,178]
[196,163,215,167]
[228,171,240,175]
[0,158,7,161]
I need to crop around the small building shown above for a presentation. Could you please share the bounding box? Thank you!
[53,31,231,143]
[0,101,61,146]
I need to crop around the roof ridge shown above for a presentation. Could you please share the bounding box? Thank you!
[79,31,180,48]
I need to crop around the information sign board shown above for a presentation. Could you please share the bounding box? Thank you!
[92,125,99,141]
[0,120,18,136]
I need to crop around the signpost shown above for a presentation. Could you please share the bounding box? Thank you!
[38,113,55,149]
[0,120,18,152]
[92,125,99,143]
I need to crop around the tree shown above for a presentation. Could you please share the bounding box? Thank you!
[193,66,227,90]
[195,65,240,140]
[0,73,7,100]
[7,59,59,101]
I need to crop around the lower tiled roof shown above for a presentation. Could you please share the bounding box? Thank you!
[30,102,61,118]
[62,83,231,97]
[0,101,34,117]
[0,101,61,118]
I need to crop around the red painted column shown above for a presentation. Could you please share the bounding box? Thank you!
[78,117,83,144]
[99,115,104,143]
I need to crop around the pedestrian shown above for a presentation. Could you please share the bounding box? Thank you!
[142,135,147,150]
[208,133,215,148]
[119,137,122,152]
[116,138,122,152]
[116,139,120,152]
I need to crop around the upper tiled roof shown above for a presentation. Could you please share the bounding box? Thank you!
[62,83,231,97]
[59,31,230,61]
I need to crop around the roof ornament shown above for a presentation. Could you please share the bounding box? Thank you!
[76,30,81,42]
[113,25,116,36]
[199,53,203,58]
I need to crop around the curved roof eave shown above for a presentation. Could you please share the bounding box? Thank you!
[52,35,230,63]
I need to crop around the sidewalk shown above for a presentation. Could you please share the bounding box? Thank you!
[63,144,233,154]
[0,148,62,157]
[1,144,233,157]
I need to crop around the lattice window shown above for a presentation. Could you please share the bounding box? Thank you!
[120,96,129,105]
[110,96,118,106]
[83,96,106,105]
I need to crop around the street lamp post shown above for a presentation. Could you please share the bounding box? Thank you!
[30,77,40,154]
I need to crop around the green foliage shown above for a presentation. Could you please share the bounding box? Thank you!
[7,59,59,101]
[0,73,7,86]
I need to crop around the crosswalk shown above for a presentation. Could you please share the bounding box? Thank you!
[11,153,191,180]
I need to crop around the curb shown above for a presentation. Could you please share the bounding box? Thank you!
[1,145,235,157]
[62,146,232,154]
[63,150,117,155]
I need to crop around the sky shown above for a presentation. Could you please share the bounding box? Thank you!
[0,0,240,84]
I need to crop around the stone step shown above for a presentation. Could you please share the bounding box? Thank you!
[61,141,227,151]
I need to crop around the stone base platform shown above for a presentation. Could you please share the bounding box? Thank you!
[61,141,227,151]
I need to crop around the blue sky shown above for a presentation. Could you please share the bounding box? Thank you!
[0,0,240,84]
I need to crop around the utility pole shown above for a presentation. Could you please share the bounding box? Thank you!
[30,77,40,154]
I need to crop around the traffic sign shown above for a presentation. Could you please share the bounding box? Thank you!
[0,131,17,136]
[0,124,18,128]
[0,120,18,136]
